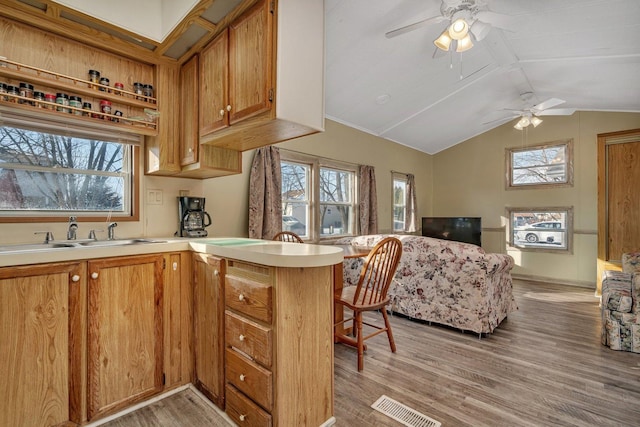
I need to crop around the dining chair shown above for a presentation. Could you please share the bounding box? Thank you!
[334,236,402,371]
[272,231,304,243]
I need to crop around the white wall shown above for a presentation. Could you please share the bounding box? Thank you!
[431,111,640,287]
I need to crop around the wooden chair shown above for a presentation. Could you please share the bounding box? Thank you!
[272,231,304,243]
[334,236,402,371]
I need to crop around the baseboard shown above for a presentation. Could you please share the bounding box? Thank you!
[512,273,595,289]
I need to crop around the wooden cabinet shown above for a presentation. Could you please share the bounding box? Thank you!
[0,261,86,427]
[193,253,226,407]
[200,0,273,139]
[86,254,164,421]
[181,55,200,166]
[223,258,334,426]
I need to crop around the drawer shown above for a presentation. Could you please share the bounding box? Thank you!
[226,384,272,427]
[226,348,273,411]
[226,274,273,324]
[226,310,273,368]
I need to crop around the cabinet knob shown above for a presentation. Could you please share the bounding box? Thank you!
[239,414,246,421]
[239,334,245,341]
[226,104,232,112]
[71,274,80,282]
[214,270,219,277]
[239,374,246,381]
[91,272,99,279]
[219,109,225,116]
[238,293,245,301]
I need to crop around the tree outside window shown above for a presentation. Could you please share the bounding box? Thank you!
[393,175,407,232]
[0,126,132,216]
[319,167,354,236]
[506,139,573,189]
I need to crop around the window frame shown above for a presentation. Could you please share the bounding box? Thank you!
[392,172,408,233]
[505,139,574,190]
[280,150,358,243]
[506,206,574,254]
[0,109,141,223]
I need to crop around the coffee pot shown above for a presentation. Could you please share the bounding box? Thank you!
[177,196,211,237]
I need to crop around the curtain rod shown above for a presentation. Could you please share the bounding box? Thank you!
[279,147,361,168]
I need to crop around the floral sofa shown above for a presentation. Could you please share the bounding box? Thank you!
[334,234,517,334]
[601,251,640,352]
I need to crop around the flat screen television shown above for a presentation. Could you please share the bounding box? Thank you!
[421,217,482,246]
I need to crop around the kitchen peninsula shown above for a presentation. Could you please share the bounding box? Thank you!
[0,238,341,427]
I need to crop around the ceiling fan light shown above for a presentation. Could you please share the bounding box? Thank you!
[434,30,452,51]
[470,20,491,41]
[448,18,469,40]
[514,117,530,130]
[455,34,473,52]
[531,116,543,127]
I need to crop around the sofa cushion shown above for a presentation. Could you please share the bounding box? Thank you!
[602,271,634,313]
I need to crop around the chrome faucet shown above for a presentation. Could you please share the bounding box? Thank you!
[107,222,118,240]
[67,216,78,240]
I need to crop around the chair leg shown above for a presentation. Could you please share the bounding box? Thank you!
[356,311,364,371]
[382,309,396,353]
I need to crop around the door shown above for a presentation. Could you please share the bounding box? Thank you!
[181,54,199,166]
[0,261,85,427]
[228,0,273,124]
[193,253,225,407]
[87,255,164,420]
[597,129,640,292]
[200,30,229,136]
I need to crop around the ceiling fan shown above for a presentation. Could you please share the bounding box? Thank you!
[487,93,576,130]
[385,0,515,53]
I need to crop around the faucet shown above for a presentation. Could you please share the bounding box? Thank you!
[107,222,118,240]
[67,216,78,240]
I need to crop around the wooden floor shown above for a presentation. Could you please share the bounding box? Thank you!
[102,279,640,427]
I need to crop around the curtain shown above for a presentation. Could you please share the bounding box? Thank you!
[248,146,282,239]
[359,165,378,235]
[404,173,417,233]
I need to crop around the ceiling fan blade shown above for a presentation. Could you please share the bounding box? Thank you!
[385,15,446,39]
[532,98,565,112]
[482,114,519,125]
[535,108,576,116]
[475,11,518,32]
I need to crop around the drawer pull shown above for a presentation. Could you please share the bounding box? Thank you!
[239,334,245,341]
[239,414,246,421]
[91,272,99,279]
[71,274,80,282]
[238,293,245,301]
[239,374,246,381]
[214,269,219,277]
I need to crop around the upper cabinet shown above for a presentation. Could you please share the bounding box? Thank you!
[200,0,325,152]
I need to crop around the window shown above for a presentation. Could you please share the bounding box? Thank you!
[0,121,138,220]
[392,174,407,232]
[507,207,573,252]
[506,139,573,189]
[281,152,357,241]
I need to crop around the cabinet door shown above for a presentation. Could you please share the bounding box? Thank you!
[0,261,85,427]
[181,54,199,166]
[200,30,229,136]
[87,255,164,421]
[228,0,273,125]
[193,253,225,407]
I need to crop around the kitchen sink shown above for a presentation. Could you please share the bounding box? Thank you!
[0,238,168,253]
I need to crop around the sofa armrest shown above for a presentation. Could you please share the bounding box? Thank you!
[602,271,634,313]
[484,253,515,275]
[622,252,640,274]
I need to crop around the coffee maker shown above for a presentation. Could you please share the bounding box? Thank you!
[177,196,212,237]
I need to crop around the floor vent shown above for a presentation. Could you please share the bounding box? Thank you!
[371,395,442,427]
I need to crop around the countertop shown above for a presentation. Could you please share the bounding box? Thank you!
[0,237,344,268]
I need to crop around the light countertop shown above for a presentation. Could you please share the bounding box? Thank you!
[0,237,344,268]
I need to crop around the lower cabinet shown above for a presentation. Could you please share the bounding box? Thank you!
[86,254,165,421]
[0,261,85,427]
[193,253,225,407]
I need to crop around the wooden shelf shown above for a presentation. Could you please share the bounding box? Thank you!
[0,57,158,136]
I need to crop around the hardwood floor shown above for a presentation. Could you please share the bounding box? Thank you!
[102,279,640,426]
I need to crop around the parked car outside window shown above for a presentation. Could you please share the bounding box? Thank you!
[282,215,305,232]
[515,221,564,244]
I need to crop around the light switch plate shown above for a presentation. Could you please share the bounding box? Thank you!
[147,189,163,205]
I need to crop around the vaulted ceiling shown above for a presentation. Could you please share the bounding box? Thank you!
[18,0,640,154]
